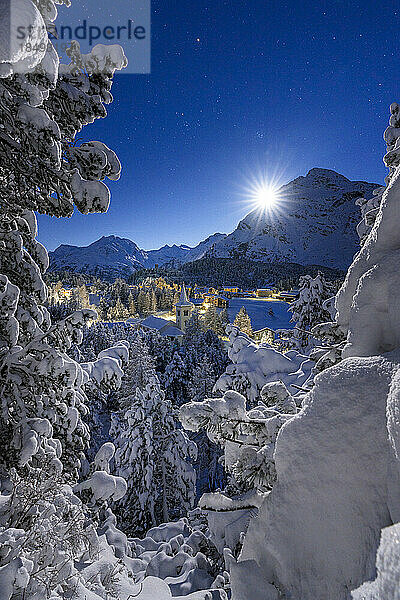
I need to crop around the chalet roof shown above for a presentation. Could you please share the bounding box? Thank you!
[192,299,204,306]
[253,326,275,333]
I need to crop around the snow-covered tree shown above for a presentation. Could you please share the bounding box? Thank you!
[0,4,141,597]
[204,304,225,336]
[116,333,157,410]
[220,307,229,327]
[203,328,230,376]
[136,288,151,315]
[110,297,129,320]
[150,288,157,313]
[180,382,297,496]
[75,284,90,308]
[213,325,313,406]
[280,272,333,350]
[128,292,137,316]
[0,26,126,475]
[113,377,197,534]
[189,353,216,402]
[97,297,110,321]
[233,306,253,337]
[143,327,173,374]
[309,318,347,373]
[163,351,190,406]
[187,354,225,494]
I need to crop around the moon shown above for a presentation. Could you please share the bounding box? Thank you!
[254,185,279,209]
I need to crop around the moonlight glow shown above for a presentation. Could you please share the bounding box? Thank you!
[238,168,286,218]
[254,185,279,209]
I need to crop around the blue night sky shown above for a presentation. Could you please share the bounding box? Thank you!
[38,0,398,251]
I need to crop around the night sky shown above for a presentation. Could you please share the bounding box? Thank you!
[38,1,399,251]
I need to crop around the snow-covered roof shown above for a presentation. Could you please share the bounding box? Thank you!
[89,293,100,306]
[140,315,171,330]
[204,293,228,300]
[160,325,184,338]
[175,284,194,307]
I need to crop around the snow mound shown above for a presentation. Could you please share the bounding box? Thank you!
[234,355,397,600]
[128,519,227,598]
[214,325,313,403]
[0,0,47,77]
[352,524,400,600]
[337,166,400,358]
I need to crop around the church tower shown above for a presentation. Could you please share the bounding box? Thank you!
[175,284,194,332]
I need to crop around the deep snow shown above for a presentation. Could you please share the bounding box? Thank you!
[227,298,293,331]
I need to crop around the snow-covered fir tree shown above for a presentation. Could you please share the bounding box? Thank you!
[203,304,225,335]
[113,377,197,534]
[136,288,151,315]
[180,382,297,497]
[187,353,225,494]
[188,353,216,402]
[233,306,254,337]
[0,6,147,596]
[109,297,129,320]
[220,307,229,327]
[143,327,174,373]
[163,350,190,406]
[128,292,137,316]
[150,288,157,313]
[97,297,110,320]
[281,272,333,350]
[115,332,157,410]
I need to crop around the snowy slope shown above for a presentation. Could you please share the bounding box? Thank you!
[49,233,227,276]
[210,168,378,269]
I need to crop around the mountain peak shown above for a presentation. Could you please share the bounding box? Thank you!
[305,168,346,179]
[211,168,378,270]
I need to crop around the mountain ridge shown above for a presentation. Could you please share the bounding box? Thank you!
[49,168,379,277]
[207,168,378,269]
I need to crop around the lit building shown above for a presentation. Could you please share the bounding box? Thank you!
[175,284,194,331]
[58,286,73,301]
[253,326,276,345]
[203,293,229,309]
[256,288,276,298]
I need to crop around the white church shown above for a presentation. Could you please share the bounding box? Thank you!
[139,284,194,339]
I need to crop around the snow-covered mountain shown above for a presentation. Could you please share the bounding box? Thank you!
[145,233,227,267]
[49,169,378,277]
[49,236,147,279]
[208,168,378,269]
[49,233,227,277]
